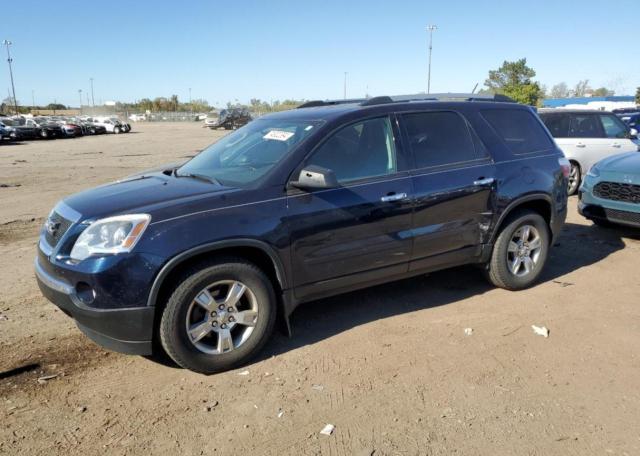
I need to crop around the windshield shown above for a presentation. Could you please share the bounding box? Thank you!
[178,118,321,186]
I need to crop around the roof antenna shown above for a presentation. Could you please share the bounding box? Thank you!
[471,83,479,94]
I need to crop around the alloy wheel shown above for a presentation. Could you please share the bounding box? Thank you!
[568,163,580,194]
[185,280,258,355]
[506,224,542,277]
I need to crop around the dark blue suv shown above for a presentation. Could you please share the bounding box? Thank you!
[35,94,569,373]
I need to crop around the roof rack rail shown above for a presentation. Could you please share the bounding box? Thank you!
[361,92,516,106]
[296,93,516,109]
[297,98,367,109]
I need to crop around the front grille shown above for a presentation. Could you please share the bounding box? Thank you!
[603,208,640,225]
[44,211,73,247]
[594,181,640,204]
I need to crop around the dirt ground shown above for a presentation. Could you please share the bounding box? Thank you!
[1,123,639,456]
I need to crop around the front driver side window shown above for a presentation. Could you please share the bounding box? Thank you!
[306,117,397,183]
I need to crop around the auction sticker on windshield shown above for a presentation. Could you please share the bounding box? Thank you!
[264,130,295,141]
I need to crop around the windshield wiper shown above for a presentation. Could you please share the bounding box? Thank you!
[174,170,221,186]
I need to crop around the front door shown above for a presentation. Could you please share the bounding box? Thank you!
[286,116,413,301]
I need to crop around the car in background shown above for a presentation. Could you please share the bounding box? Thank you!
[205,108,252,130]
[0,122,12,141]
[1,118,42,140]
[25,117,64,139]
[616,112,640,130]
[61,120,84,137]
[89,117,125,134]
[579,151,640,228]
[539,109,639,195]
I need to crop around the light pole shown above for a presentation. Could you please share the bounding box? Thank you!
[3,40,18,115]
[89,77,95,107]
[189,87,192,115]
[427,25,437,94]
[31,89,35,110]
[78,89,83,114]
[343,72,348,99]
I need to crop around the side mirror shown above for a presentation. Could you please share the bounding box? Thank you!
[291,165,338,190]
[629,127,638,139]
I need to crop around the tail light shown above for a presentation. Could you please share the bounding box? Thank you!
[558,157,571,178]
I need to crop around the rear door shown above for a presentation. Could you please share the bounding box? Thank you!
[398,110,496,271]
[287,115,414,301]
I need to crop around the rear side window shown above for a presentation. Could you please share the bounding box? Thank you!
[401,111,479,168]
[568,114,602,138]
[482,109,554,155]
[539,113,570,138]
[599,114,628,139]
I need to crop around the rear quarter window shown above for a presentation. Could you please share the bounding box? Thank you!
[482,109,555,155]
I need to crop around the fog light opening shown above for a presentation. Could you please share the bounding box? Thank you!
[75,282,96,305]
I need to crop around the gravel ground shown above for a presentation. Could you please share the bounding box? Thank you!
[1,122,639,455]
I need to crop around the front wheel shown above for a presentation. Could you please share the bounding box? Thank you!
[113,126,121,134]
[159,258,277,374]
[567,161,581,195]
[485,210,550,290]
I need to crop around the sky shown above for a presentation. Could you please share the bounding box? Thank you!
[3,0,639,108]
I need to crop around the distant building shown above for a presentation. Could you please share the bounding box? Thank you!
[542,96,636,111]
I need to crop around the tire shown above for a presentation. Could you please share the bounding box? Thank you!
[159,258,277,374]
[567,161,581,195]
[485,210,550,290]
[40,129,48,139]
[114,126,121,134]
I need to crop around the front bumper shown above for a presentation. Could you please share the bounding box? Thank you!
[579,202,640,228]
[35,257,155,355]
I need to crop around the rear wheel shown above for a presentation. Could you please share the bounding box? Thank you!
[159,258,276,374]
[40,129,48,139]
[485,210,550,290]
[567,161,581,195]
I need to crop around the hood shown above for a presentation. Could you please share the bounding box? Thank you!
[63,172,235,221]
[596,151,640,174]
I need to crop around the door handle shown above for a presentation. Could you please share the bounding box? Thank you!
[612,143,621,148]
[576,143,586,148]
[380,192,408,203]
[473,177,495,186]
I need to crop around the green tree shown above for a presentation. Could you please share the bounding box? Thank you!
[484,58,544,106]
[636,87,640,105]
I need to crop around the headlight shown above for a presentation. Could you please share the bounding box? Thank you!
[586,165,600,178]
[70,214,150,261]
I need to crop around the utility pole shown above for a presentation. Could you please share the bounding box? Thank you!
[31,89,35,110]
[78,89,83,114]
[427,25,437,94]
[90,77,95,107]
[3,40,18,115]
[343,72,348,99]
[189,87,192,115]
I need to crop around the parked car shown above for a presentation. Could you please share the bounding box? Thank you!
[0,118,42,140]
[616,112,640,130]
[579,151,640,228]
[25,117,64,139]
[539,109,639,195]
[35,93,568,374]
[90,117,125,134]
[205,108,252,130]
[0,121,15,141]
